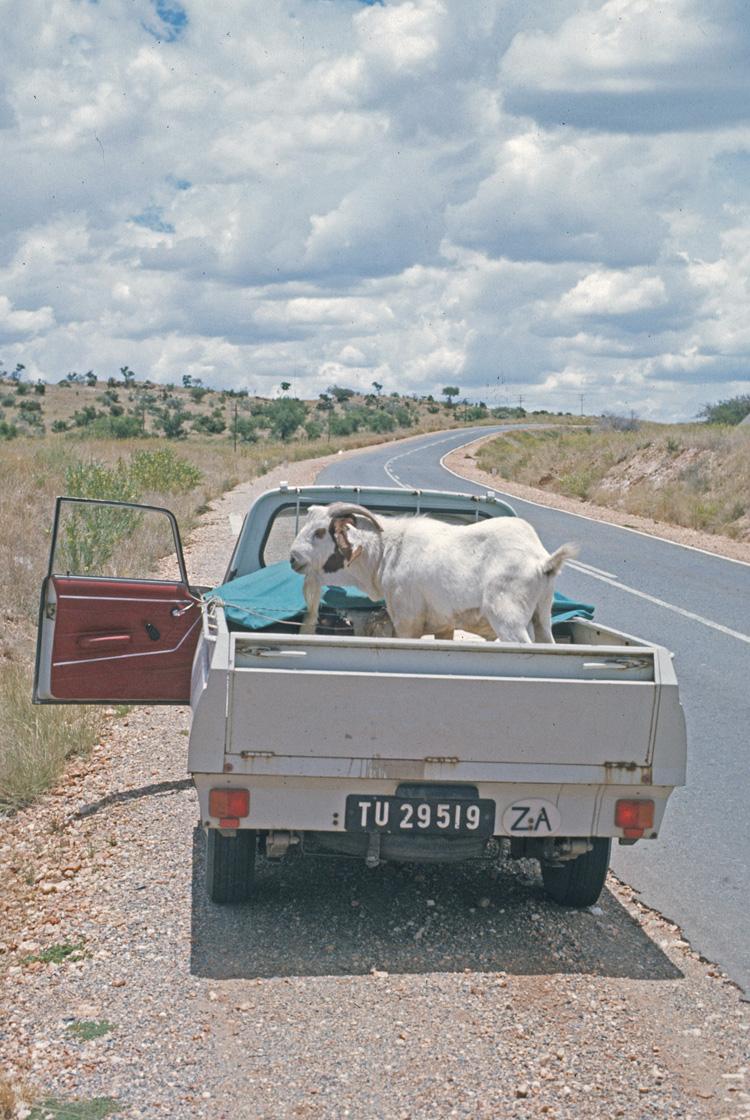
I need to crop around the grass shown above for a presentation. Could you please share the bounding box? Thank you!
[476,423,750,539]
[65,1020,114,1041]
[28,1099,120,1119]
[22,941,87,965]
[0,664,100,808]
[0,1076,35,1119]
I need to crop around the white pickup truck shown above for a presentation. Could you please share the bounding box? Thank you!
[34,484,687,909]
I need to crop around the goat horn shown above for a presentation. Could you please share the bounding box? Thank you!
[326,502,383,532]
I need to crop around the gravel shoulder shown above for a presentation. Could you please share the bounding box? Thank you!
[443,433,750,566]
[1,441,748,1120]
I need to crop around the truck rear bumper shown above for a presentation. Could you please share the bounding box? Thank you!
[192,773,673,840]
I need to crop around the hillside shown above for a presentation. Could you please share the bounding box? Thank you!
[0,371,522,443]
[474,423,750,541]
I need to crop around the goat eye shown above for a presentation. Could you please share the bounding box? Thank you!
[313,528,327,539]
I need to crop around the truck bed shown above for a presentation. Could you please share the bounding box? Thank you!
[189,613,685,793]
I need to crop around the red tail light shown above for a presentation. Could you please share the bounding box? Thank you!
[209,788,249,827]
[615,798,654,839]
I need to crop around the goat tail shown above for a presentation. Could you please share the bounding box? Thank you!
[542,542,579,577]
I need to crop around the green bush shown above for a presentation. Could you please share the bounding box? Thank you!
[699,394,750,425]
[366,410,395,433]
[235,417,259,443]
[61,460,142,572]
[330,413,356,437]
[266,397,306,441]
[192,410,226,434]
[18,399,42,414]
[129,448,202,494]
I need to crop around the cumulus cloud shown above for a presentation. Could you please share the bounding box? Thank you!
[0,0,749,418]
[558,269,668,317]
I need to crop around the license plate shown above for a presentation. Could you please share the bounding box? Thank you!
[345,795,495,837]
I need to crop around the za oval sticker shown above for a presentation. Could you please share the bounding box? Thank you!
[502,799,561,835]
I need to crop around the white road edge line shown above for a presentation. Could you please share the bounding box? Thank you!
[566,567,750,645]
[437,435,750,570]
[569,559,619,580]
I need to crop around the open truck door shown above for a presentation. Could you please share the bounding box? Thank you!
[34,498,202,704]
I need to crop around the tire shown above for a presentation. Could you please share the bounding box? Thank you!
[541,838,611,908]
[205,829,257,904]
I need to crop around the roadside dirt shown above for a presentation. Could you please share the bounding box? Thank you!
[443,433,750,566]
[1,443,748,1119]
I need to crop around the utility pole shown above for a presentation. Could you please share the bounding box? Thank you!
[233,401,238,452]
[518,394,524,412]
[579,393,585,418]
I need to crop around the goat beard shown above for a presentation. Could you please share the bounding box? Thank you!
[300,574,322,635]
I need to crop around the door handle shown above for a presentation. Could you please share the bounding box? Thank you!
[78,633,132,649]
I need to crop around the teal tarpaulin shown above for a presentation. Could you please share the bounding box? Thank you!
[207,560,594,632]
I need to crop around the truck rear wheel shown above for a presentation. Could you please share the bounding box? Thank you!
[205,829,257,904]
[541,838,611,908]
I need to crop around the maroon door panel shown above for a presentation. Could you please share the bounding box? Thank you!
[48,576,201,702]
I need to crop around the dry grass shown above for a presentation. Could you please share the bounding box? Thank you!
[476,423,750,539]
[0,1074,35,1119]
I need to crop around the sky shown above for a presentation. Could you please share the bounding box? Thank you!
[2,0,750,420]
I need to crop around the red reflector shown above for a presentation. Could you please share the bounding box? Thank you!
[615,799,654,831]
[219,817,240,829]
[209,789,249,818]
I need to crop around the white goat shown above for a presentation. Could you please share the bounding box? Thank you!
[290,502,577,643]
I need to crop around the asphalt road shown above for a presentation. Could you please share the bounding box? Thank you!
[318,426,750,994]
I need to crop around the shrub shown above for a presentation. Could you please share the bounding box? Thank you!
[328,385,355,403]
[266,397,306,440]
[330,413,356,437]
[72,405,102,428]
[129,448,202,494]
[155,405,190,439]
[192,410,226,434]
[388,404,414,428]
[61,460,142,572]
[366,410,395,433]
[235,417,259,443]
[699,394,750,425]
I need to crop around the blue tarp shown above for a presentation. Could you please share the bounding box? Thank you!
[207,560,594,632]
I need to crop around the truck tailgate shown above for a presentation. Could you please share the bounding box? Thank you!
[224,634,667,782]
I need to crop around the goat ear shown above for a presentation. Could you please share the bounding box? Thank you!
[331,515,355,561]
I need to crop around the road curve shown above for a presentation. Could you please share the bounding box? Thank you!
[318,426,750,993]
